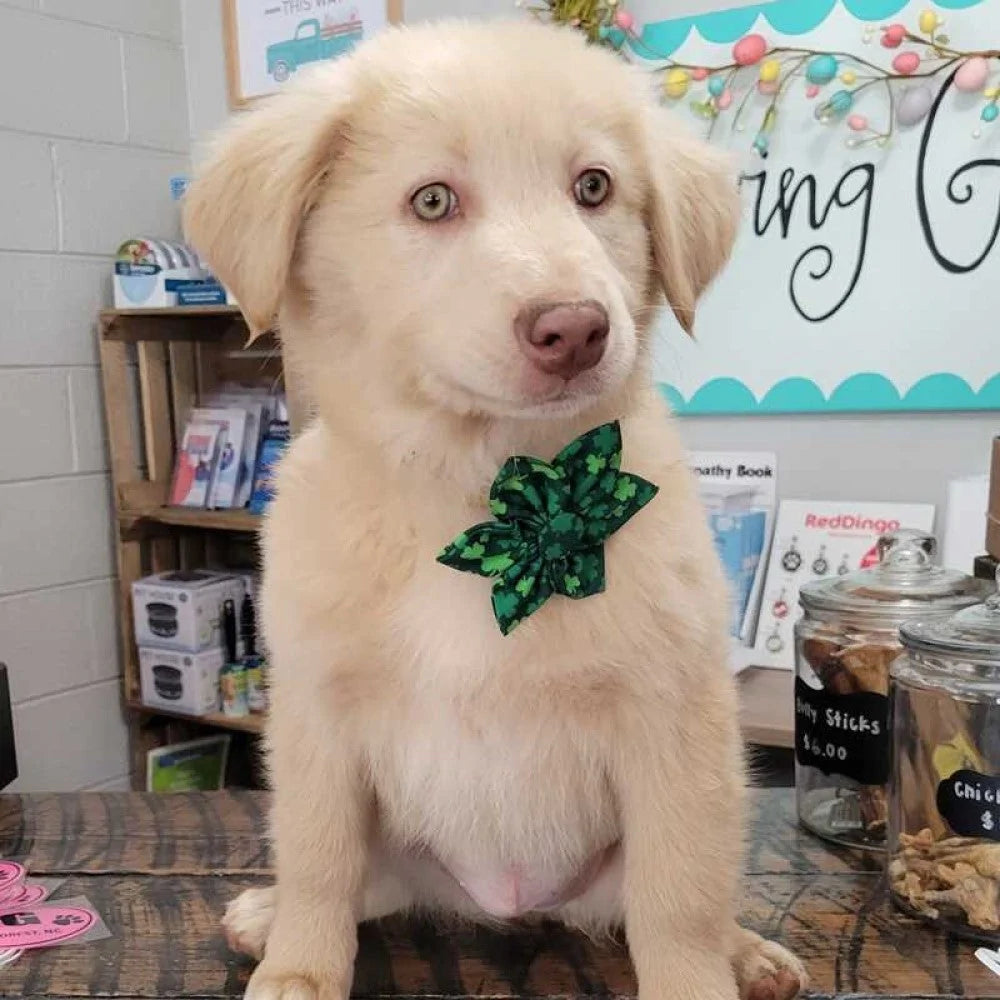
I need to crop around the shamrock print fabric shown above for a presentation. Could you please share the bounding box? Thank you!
[437,421,658,634]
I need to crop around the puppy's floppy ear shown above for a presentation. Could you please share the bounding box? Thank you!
[183,62,355,338]
[644,108,740,336]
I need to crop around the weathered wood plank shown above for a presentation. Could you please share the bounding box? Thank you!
[0,873,998,1000]
[744,791,882,876]
[2,791,996,999]
[0,793,269,873]
[0,791,877,879]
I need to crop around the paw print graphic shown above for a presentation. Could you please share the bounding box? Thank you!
[982,810,995,833]
[53,914,86,926]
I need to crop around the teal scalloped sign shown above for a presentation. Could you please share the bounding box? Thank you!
[659,373,1000,414]
[638,0,999,416]
[635,0,986,59]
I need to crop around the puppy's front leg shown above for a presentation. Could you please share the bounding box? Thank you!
[617,695,744,1000]
[248,715,370,1000]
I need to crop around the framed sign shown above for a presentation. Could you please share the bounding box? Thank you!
[621,0,1000,415]
[222,0,403,107]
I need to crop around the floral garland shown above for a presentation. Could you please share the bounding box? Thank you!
[524,1,1000,155]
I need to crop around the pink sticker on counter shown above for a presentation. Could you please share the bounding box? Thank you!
[0,864,25,899]
[0,905,97,950]
[0,884,48,913]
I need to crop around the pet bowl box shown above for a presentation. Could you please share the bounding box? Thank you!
[113,237,205,309]
[132,570,244,653]
[138,646,225,716]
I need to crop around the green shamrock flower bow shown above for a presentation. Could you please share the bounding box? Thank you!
[437,421,658,635]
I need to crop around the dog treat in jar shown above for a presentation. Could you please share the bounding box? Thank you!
[889,575,1000,939]
[794,530,989,850]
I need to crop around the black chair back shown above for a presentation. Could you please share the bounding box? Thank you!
[0,665,16,790]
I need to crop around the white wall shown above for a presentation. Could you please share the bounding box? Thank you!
[1,0,188,791]
[181,0,998,520]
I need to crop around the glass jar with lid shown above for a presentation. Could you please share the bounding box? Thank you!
[889,576,1000,939]
[794,529,990,850]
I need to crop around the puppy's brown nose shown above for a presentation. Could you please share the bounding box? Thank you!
[516,301,609,380]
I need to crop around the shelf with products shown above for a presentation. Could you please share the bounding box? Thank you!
[98,308,300,788]
[128,700,265,736]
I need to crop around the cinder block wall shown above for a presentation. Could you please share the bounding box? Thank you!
[0,0,188,791]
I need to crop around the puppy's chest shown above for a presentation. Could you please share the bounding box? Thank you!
[368,694,619,916]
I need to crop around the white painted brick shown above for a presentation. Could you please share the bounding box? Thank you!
[0,369,73,482]
[8,679,129,791]
[0,254,108,366]
[0,579,119,704]
[0,131,58,252]
[0,474,113,595]
[0,8,126,142]
[68,368,109,473]
[40,0,181,41]
[180,0,229,143]
[87,576,120,680]
[124,36,189,153]
[55,142,187,254]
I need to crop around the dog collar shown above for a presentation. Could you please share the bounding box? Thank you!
[437,421,658,635]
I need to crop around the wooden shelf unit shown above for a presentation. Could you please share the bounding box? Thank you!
[98,307,285,785]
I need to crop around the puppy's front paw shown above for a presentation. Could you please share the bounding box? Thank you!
[245,968,327,1000]
[732,931,807,1000]
[244,959,347,1000]
[224,886,276,959]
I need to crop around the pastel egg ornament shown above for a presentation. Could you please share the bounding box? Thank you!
[664,66,690,99]
[759,58,781,84]
[918,8,938,34]
[716,88,733,111]
[896,84,934,126]
[733,33,767,67]
[806,53,839,85]
[982,103,1000,123]
[691,67,709,81]
[815,88,854,123]
[805,83,821,99]
[613,9,635,32]
[707,76,725,97]
[847,113,868,132]
[881,23,906,48]
[955,56,990,94]
[892,51,921,75]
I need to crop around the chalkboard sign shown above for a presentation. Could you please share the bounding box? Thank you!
[937,768,1000,840]
[626,0,1000,414]
[794,677,889,786]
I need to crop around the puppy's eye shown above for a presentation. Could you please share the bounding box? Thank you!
[573,168,612,208]
[411,183,458,222]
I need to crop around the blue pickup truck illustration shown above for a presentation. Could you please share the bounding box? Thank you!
[267,17,364,82]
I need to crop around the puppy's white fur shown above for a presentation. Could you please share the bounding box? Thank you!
[185,21,805,1000]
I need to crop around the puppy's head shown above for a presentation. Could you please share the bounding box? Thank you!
[184,22,738,423]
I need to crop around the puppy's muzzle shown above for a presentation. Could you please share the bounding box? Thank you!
[515,300,609,381]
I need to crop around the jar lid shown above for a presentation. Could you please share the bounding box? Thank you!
[798,529,990,621]
[900,567,1000,659]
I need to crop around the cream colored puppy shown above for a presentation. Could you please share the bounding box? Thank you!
[185,21,805,1000]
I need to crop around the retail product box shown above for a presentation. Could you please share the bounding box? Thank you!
[138,647,224,716]
[132,570,244,653]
